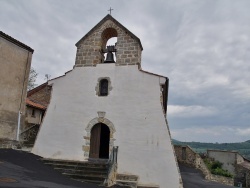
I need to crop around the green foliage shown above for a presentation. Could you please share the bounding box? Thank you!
[211,160,222,169]
[203,158,233,178]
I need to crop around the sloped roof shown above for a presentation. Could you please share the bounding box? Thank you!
[139,69,168,79]
[238,161,250,170]
[26,98,46,110]
[0,31,34,53]
[76,14,143,50]
[27,82,48,97]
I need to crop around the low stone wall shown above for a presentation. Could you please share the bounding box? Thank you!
[210,174,234,186]
[174,145,234,186]
[234,164,249,187]
[246,172,250,188]
[174,145,200,167]
[0,139,20,149]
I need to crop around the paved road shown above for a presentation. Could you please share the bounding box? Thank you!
[0,149,236,188]
[0,149,100,188]
[179,164,235,188]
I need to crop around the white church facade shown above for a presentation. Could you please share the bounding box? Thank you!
[32,15,182,188]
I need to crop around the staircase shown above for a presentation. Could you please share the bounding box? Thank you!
[115,174,139,188]
[42,158,109,185]
[113,174,159,188]
[21,124,40,148]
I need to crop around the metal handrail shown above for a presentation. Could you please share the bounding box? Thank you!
[108,146,118,164]
[20,124,38,135]
[20,124,40,142]
[104,146,118,186]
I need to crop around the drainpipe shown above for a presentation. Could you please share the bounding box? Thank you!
[16,52,30,141]
[16,111,21,141]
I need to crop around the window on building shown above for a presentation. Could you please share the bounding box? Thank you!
[31,109,36,117]
[99,79,108,96]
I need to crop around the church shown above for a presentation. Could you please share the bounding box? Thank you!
[32,15,182,188]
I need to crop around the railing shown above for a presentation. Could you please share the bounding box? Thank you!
[20,124,40,144]
[104,146,119,186]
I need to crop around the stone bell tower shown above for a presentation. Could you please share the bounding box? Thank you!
[32,15,182,188]
[74,14,142,67]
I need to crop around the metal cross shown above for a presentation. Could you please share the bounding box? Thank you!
[108,7,113,15]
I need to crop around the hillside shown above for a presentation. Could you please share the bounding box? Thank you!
[173,139,250,160]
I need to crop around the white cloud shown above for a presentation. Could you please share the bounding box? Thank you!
[236,128,250,136]
[172,126,249,143]
[168,105,217,118]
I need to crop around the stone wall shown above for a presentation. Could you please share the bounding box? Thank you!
[209,174,234,186]
[235,163,250,187]
[246,171,250,188]
[174,145,234,186]
[207,150,237,175]
[75,16,142,67]
[0,33,33,142]
[175,145,210,179]
[174,145,202,168]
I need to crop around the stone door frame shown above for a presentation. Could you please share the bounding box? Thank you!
[83,112,116,158]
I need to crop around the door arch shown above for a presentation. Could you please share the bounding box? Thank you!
[89,123,110,159]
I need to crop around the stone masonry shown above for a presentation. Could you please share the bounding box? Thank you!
[75,15,142,67]
[174,145,234,186]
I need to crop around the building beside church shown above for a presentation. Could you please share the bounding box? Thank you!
[32,15,182,187]
[20,82,51,147]
[24,82,51,130]
[0,31,33,146]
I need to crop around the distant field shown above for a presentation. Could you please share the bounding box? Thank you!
[173,139,250,160]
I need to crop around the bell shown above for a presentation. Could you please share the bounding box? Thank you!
[104,51,115,63]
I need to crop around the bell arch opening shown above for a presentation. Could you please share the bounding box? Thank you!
[101,28,118,63]
[89,123,110,159]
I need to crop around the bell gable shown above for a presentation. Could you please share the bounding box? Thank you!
[75,15,143,67]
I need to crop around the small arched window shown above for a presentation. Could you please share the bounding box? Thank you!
[100,79,108,96]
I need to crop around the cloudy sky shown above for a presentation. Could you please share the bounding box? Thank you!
[1,0,249,143]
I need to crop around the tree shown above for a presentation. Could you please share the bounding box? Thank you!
[28,67,38,90]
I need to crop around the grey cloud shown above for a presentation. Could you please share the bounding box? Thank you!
[1,0,249,142]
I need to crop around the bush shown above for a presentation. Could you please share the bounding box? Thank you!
[204,158,233,178]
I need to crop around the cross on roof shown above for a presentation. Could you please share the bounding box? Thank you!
[108,7,113,15]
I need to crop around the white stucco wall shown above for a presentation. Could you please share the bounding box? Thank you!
[26,107,43,125]
[208,150,237,175]
[32,64,180,187]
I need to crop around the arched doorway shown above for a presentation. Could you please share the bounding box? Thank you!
[89,123,110,159]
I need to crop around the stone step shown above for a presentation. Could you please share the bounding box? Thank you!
[72,178,104,185]
[63,172,107,180]
[137,184,160,188]
[115,173,139,188]
[41,158,109,185]
[54,167,107,174]
[42,158,108,168]
[116,174,139,181]
[115,180,138,188]
[48,163,108,171]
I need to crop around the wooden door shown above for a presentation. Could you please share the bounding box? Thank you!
[89,124,101,158]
